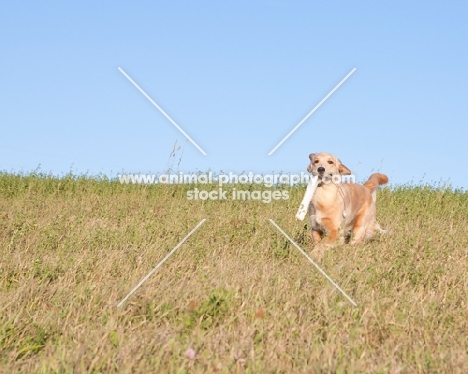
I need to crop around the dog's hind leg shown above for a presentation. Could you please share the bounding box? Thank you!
[350,212,370,244]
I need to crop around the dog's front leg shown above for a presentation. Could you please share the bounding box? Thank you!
[308,203,322,243]
[311,229,322,243]
[320,217,339,245]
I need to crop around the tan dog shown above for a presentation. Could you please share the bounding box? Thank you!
[307,152,388,247]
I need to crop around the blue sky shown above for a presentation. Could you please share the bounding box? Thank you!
[1,1,467,188]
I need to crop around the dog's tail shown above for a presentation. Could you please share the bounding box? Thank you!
[364,173,388,201]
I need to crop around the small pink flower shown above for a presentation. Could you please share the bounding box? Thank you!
[184,348,196,360]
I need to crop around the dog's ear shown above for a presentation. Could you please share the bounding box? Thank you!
[307,153,316,173]
[337,159,352,175]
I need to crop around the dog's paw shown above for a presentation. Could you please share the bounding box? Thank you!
[310,243,331,261]
[374,221,388,235]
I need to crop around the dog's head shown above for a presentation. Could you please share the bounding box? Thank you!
[307,152,351,179]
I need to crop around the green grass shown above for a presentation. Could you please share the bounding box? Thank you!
[1,172,467,373]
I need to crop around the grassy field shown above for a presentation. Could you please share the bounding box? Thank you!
[1,172,467,373]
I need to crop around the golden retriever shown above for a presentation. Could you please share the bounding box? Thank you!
[307,152,388,247]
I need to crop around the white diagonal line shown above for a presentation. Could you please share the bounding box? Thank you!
[268,68,356,155]
[117,219,206,308]
[268,219,357,307]
[118,67,207,156]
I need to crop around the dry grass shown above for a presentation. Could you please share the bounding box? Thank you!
[1,172,467,373]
